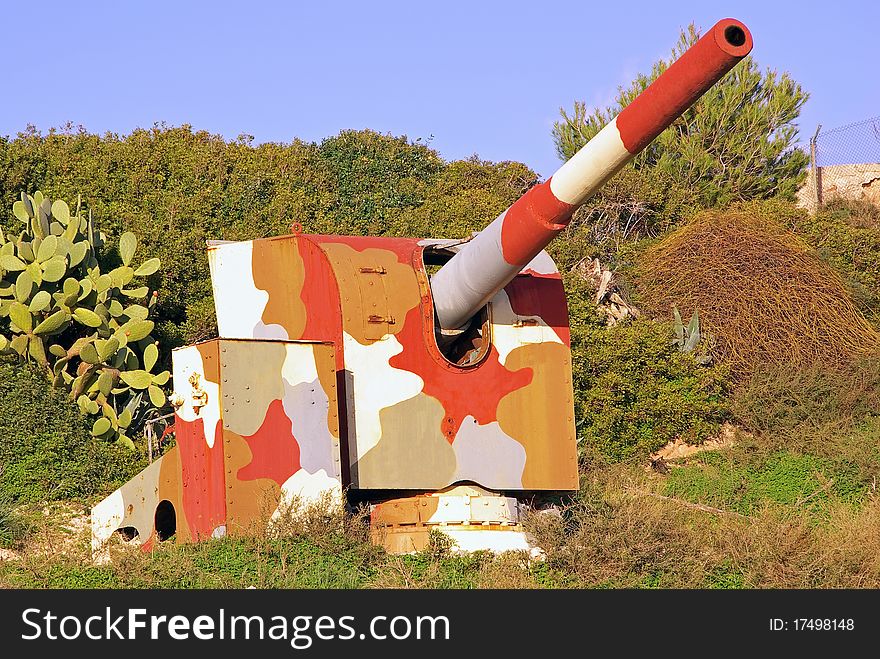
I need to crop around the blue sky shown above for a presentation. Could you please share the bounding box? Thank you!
[3,1,877,177]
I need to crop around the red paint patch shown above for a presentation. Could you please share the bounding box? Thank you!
[616,18,751,154]
[500,179,574,267]
[505,275,571,348]
[238,399,302,486]
[298,236,345,368]
[390,304,532,442]
[175,416,226,541]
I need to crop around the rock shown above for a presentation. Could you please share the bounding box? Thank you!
[0,547,20,562]
[573,257,641,326]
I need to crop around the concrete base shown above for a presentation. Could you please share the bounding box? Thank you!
[369,485,542,555]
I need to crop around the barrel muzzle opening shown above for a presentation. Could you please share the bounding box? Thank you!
[724,25,746,47]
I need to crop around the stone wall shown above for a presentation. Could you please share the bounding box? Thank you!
[797,163,880,211]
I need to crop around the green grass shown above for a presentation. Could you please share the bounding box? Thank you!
[705,563,746,589]
[0,532,557,590]
[663,450,866,516]
[1,364,878,590]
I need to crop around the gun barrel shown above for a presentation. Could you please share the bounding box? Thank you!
[430,18,752,331]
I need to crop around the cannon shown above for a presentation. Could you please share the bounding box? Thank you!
[92,18,752,556]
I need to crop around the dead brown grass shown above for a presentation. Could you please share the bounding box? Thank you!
[524,458,880,588]
[636,209,880,377]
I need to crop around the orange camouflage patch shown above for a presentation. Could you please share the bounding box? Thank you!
[318,242,422,345]
[496,342,578,490]
[156,445,190,543]
[312,343,340,440]
[222,427,282,537]
[252,236,308,339]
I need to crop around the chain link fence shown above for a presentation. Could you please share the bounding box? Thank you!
[798,117,880,210]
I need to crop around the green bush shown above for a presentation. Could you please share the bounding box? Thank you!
[0,127,534,349]
[0,488,24,548]
[316,129,443,234]
[566,274,730,462]
[384,157,535,239]
[0,358,145,503]
[794,199,880,325]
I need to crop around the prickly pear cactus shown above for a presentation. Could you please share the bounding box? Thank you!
[0,191,169,449]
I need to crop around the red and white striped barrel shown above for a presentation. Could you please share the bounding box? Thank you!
[431,18,753,331]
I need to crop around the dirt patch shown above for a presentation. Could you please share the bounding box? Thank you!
[651,422,740,462]
[20,501,92,559]
[0,548,20,562]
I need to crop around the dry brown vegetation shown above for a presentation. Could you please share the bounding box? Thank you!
[527,454,880,588]
[636,209,880,376]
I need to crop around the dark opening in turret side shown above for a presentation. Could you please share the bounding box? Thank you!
[155,500,176,542]
[423,245,491,367]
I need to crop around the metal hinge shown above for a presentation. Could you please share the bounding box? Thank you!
[359,266,387,274]
[367,314,395,325]
[513,318,539,327]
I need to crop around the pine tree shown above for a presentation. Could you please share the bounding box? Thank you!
[552,24,810,207]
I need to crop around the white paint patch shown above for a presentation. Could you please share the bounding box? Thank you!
[90,489,125,556]
[451,416,526,490]
[90,455,170,560]
[282,379,339,478]
[253,321,289,340]
[280,344,320,386]
[343,332,424,459]
[438,529,534,554]
[550,118,632,206]
[269,469,343,527]
[520,251,559,275]
[171,346,221,447]
[208,240,269,339]
[489,289,563,366]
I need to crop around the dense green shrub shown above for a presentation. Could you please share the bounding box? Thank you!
[0,488,23,547]
[794,199,880,325]
[0,126,531,348]
[0,358,145,503]
[384,157,535,239]
[566,274,730,462]
[316,130,443,233]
